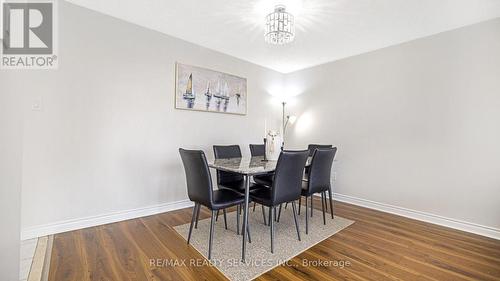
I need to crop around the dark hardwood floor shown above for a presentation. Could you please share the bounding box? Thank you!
[48,199,500,281]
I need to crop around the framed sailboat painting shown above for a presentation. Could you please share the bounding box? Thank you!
[175,62,247,115]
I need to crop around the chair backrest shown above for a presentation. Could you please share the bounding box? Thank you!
[307,144,333,156]
[271,150,309,205]
[249,144,265,157]
[213,145,243,184]
[307,147,337,194]
[179,148,213,207]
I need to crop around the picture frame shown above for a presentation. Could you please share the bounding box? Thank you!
[175,62,247,115]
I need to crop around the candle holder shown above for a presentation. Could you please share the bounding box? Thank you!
[262,137,268,162]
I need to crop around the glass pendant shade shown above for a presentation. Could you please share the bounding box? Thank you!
[265,5,295,45]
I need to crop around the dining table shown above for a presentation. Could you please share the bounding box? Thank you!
[207,155,312,261]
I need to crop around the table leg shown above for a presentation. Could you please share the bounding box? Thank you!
[241,174,250,261]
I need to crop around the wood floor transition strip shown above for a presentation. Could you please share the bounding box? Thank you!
[28,236,48,281]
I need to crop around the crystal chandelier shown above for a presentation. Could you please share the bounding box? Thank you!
[265,5,295,45]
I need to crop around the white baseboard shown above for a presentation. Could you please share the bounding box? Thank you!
[323,193,500,240]
[23,194,500,241]
[21,199,194,240]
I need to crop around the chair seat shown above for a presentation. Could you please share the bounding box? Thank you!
[253,173,273,187]
[249,184,273,206]
[211,189,246,210]
[301,180,329,196]
[218,179,263,193]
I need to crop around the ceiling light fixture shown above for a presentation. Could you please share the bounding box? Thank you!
[265,5,295,45]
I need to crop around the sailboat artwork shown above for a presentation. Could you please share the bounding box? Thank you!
[183,74,195,108]
[236,84,242,106]
[214,81,230,112]
[204,81,212,110]
[175,63,247,115]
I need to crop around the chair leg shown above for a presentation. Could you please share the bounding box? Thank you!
[277,204,282,222]
[270,207,275,253]
[321,192,326,225]
[310,196,313,217]
[253,202,256,212]
[326,191,329,206]
[194,203,201,229]
[240,214,251,243]
[298,197,301,215]
[236,204,240,235]
[246,219,252,243]
[323,191,328,212]
[187,203,198,244]
[216,209,219,221]
[285,202,288,209]
[328,186,334,219]
[274,207,277,221]
[208,210,216,260]
[305,196,309,235]
[291,201,301,241]
[261,205,267,225]
[269,206,272,226]
[223,209,228,230]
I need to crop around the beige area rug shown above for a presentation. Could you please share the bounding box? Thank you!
[174,205,354,281]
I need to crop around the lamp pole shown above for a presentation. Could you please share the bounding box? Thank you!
[282,101,291,150]
[282,102,286,136]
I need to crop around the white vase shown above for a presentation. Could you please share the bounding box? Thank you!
[265,134,282,161]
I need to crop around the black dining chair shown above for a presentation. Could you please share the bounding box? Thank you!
[213,145,263,224]
[250,150,309,253]
[248,144,274,217]
[301,147,337,234]
[298,144,334,215]
[249,144,265,156]
[179,148,250,260]
[213,145,245,191]
[249,144,274,188]
[307,144,333,156]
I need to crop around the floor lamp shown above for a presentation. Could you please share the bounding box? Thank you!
[281,101,296,149]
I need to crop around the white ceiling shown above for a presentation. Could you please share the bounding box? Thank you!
[67,0,500,73]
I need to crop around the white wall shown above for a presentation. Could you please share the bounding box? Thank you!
[0,70,23,279]
[6,1,283,237]
[286,18,500,231]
